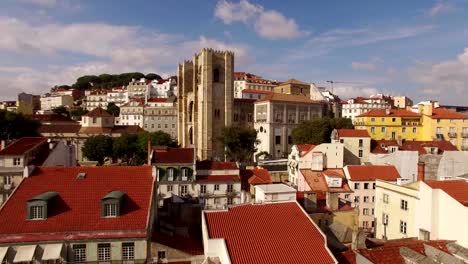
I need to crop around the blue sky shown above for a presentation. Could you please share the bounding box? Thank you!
[1,0,468,104]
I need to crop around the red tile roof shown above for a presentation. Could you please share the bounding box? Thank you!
[356,239,452,264]
[346,165,401,181]
[301,169,352,194]
[195,175,240,183]
[247,168,272,185]
[233,98,257,104]
[152,147,194,164]
[401,140,458,154]
[279,78,309,86]
[147,98,168,103]
[296,144,316,157]
[196,160,238,170]
[334,250,356,264]
[0,166,154,243]
[241,89,273,94]
[84,107,113,117]
[204,202,337,264]
[429,107,468,119]
[256,93,322,104]
[0,137,47,156]
[337,129,370,138]
[371,139,399,153]
[39,124,82,134]
[358,109,420,118]
[425,180,468,206]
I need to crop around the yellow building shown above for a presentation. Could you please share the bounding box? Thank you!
[273,79,310,96]
[354,109,423,141]
[417,104,468,151]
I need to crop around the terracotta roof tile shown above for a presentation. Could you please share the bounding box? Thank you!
[204,202,337,264]
[371,139,399,153]
[358,109,420,118]
[301,169,352,194]
[425,180,468,206]
[195,175,240,183]
[0,166,154,243]
[337,129,370,138]
[346,165,401,181]
[279,78,309,86]
[247,168,272,185]
[400,140,458,154]
[296,144,316,157]
[429,107,468,119]
[0,137,47,156]
[39,124,82,134]
[241,89,273,94]
[84,107,112,117]
[196,160,238,170]
[256,93,322,104]
[152,147,194,164]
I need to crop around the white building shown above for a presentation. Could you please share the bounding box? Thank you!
[149,78,177,98]
[342,97,391,122]
[85,92,108,111]
[127,78,150,99]
[40,95,73,111]
[375,180,468,247]
[341,165,401,233]
[254,93,323,159]
[254,183,297,203]
[234,72,278,98]
[106,87,129,107]
[119,100,144,127]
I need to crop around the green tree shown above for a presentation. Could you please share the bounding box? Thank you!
[70,108,87,118]
[82,135,113,165]
[145,73,162,80]
[113,134,139,164]
[0,110,40,140]
[135,131,178,164]
[291,117,354,145]
[219,126,259,162]
[52,106,70,117]
[107,102,120,116]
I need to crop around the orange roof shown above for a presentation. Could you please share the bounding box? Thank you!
[301,169,352,194]
[425,180,468,206]
[0,137,47,156]
[401,140,458,154]
[296,144,316,157]
[242,89,273,94]
[346,165,400,181]
[247,168,272,185]
[337,129,370,138]
[278,78,309,86]
[257,93,322,104]
[357,109,420,118]
[196,160,238,170]
[429,107,468,119]
[84,107,112,117]
[204,202,337,264]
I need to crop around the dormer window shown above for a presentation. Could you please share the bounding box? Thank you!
[27,191,58,220]
[101,190,125,218]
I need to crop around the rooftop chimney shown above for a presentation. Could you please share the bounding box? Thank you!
[417,162,425,181]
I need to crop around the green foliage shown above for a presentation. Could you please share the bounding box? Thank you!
[145,73,162,80]
[106,102,120,117]
[82,135,113,165]
[219,126,259,162]
[113,134,139,164]
[70,107,87,118]
[52,106,70,117]
[291,117,354,145]
[0,110,41,140]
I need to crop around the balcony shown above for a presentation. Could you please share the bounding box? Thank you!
[448,132,457,138]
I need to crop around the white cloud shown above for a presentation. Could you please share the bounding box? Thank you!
[408,48,468,103]
[17,0,57,8]
[351,57,383,71]
[214,0,307,39]
[425,1,457,16]
[0,16,251,99]
[332,84,380,99]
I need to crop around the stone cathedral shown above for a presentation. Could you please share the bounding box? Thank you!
[177,48,234,160]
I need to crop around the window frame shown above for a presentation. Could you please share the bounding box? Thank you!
[122,242,135,261]
[97,243,111,263]
[73,244,87,264]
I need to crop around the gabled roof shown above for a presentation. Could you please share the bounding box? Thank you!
[256,93,321,104]
[0,166,154,243]
[296,144,316,157]
[196,160,238,170]
[357,109,420,118]
[337,129,370,138]
[429,107,468,119]
[301,169,352,194]
[279,78,309,86]
[204,202,337,264]
[0,137,47,156]
[401,140,458,154]
[84,107,112,117]
[346,165,400,181]
[152,147,194,164]
[371,139,399,153]
[247,168,272,185]
[425,180,468,206]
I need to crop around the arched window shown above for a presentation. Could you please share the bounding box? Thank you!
[213,68,220,83]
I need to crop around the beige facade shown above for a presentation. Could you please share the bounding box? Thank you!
[332,130,371,165]
[40,95,73,111]
[85,94,108,111]
[144,102,177,138]
[393,95,413,109]
[177,48,234,160]
[273,79,310,96]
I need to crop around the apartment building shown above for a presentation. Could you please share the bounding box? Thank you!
[144,98,177,138]
[342,165,401,234]
[127,78,151,99]
[354,109,423,141]
[233,72,278,98]
[254,93,323,159]
[375,180,468,247]
[342,97,391,121]
[106,86,129,107]
[119,99,144,127]
[40,95,73,111]
[332,129,371,165]
[84,91,108,111]
[149,78,177,98]
[0,166,156,263]
[392,95,413,109]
